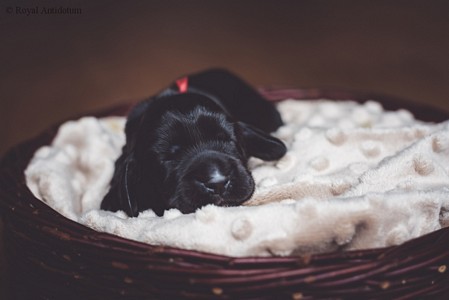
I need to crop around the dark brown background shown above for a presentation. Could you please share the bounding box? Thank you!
[1,0,449,298]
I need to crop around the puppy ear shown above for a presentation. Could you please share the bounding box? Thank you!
[102,150,168,217]
[101,153,139,217]
[111,101,144,216]
[239,122,286,161]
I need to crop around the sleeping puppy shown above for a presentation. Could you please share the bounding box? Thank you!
[101,69,286,217]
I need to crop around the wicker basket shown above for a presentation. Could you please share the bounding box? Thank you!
[1,88,448,300]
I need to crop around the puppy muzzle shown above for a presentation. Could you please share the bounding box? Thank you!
[172,150,255,211]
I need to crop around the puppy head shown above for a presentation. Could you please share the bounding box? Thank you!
[104,94,286,216]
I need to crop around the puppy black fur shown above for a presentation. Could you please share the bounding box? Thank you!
[101,69,286,217]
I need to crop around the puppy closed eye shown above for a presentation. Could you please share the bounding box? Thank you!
[164,144,182,161]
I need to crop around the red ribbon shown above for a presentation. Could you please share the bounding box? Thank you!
[176,77,188,93]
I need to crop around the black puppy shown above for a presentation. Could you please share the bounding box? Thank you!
[101,69,286,217]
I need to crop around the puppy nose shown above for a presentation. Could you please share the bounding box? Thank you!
[204,177,230,195]
[197,169,230,195]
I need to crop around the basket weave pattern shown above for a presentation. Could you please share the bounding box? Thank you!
[1,89,448,299]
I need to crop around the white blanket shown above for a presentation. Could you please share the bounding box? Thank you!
[25,99,449,257]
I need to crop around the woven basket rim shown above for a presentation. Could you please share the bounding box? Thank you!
[1,87,448,299]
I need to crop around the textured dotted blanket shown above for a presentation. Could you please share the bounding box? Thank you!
[25,99,449,257]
